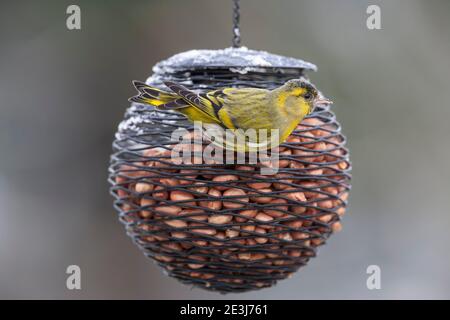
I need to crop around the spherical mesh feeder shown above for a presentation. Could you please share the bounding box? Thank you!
[109,47,351,293]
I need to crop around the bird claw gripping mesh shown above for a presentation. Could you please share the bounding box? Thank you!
[109,49,351,293]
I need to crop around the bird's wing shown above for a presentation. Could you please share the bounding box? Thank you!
[164,82,272,129]
[164,81,220,121]
[130,81,179,106]
[201,88,280,152]
[162,82,278,152]
[158,98,190,110]
[205,88,273,131]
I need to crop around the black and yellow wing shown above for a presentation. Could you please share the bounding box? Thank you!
[164,81,271,130]
[129,80,182,107]
[130,81,222,124]
[203,87,272,131]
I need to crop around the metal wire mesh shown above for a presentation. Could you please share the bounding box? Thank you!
[109,65,351,293]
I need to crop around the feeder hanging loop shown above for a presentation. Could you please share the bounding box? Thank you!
[232,0,241,48]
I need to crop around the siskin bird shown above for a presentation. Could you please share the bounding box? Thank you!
[129,79,332,152]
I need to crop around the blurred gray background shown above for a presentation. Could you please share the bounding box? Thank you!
[1,0,450,299]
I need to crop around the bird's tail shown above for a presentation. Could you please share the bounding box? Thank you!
[129,80,221,125]
[129,80,184,108]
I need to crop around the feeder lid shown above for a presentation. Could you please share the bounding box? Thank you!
[152,47,317,74]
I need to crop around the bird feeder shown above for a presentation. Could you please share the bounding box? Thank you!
[109,2,351,293]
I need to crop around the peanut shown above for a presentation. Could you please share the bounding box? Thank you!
[223,188,249,209]
[135,182,154,193]
[155,205,181,215]
[212,175,239,191]
[332,221,342,232]
[178,170,198,185]
[189,182,209,194]
[255,212,273,223]
[190,223,217,235]
[241,224,256,233]
[171,190,194,200]
[249,188,273,204]
[141,198,155,207]
[247,175,272,189]
[199,188,222,211]
[208,214,233,225]
[235,209,257,222]
[277,149,292,168]
[255,228,268,244]
[171,231,188,239]
[238,253,251,260]
[164,219,187,228]
[152,186,168,200]
[160,178,179,186]
[273,173,293,190]
[263,199,288,218]
[226,228,240,238]
[179,209,207,222]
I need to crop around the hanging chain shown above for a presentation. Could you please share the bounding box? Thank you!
[232,0,241,48]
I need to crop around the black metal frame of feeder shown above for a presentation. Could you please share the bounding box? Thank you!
[109,49,351,293]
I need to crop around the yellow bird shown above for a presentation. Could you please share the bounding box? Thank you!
[129,79,331,152]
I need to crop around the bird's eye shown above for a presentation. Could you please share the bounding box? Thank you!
[303,93,312,100]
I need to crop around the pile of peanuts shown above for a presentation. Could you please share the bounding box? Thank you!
[112,116,350,292]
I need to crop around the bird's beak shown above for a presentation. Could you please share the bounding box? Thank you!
[314,96,333,105]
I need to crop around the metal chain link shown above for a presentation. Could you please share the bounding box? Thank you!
[232,0,241,48]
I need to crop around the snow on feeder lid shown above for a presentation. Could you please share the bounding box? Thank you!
[146,47,317,90]
[109,1,351,294]
[152,47,317,73]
